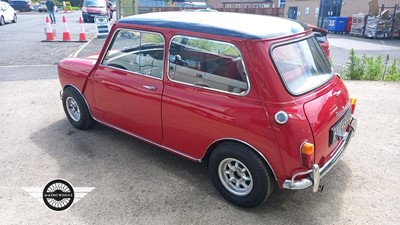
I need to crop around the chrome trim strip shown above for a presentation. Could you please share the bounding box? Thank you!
[99,28,166,81]
[205,138,277,180]
[167,35,251,97]
[270,33,334,97]
[92,117,200,162]
[283,116,357,191]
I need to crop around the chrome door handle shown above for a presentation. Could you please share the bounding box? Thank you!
[142,85,157,91]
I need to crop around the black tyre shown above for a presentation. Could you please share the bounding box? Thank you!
[62,87,95,130]
[208,142,274,208]
[12,14,17,23]
[0,16,4,26]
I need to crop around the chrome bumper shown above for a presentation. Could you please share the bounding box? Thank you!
[283,116,357,192]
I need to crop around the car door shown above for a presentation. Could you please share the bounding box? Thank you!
[1,3,10,21]
[90,29,165,143]
[4,3,13,21]
[162,35,267,159]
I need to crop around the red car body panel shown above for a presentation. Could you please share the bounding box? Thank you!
[308,24,330,58]
[58,12,355,190]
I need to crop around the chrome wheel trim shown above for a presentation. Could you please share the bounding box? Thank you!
[66,97,80,122]
[218,158,253,196]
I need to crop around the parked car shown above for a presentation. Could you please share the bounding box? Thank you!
[81,0,108,22]
[8,0,33,12]
[308,24,331,58]
[0,1,17,26]
[58,12,357,208]
[37,1,57,12]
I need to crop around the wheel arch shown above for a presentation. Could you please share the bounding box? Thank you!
[63,84,94,119]
[202,138,277,180]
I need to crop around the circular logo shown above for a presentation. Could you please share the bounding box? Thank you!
[43,179,75,211]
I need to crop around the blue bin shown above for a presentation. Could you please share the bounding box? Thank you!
[326,17,349,32]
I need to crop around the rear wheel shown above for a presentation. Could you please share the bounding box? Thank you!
[62,87,95,130]
[208,142,274,208]
[12,14,17,23]
[0,16,4,26]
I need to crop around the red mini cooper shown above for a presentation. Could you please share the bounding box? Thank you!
[58,11,357,208]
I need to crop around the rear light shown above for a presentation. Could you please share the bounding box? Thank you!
[350,98,357,114]
[300,142,314,168]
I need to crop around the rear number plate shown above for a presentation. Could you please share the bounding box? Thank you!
[329,109,352,145]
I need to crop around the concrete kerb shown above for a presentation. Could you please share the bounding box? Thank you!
[67,35,97,58]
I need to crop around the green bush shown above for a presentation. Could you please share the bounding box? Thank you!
[345,49,400,81]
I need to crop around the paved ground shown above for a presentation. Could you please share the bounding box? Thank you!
[1,12,400,224]
[328,33,400,72]
[1,79,399,224]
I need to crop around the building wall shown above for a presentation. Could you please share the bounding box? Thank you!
[285,0,400,26]
[208,0,224,8]
[285,0,319,25]
[341,0,399,17]
[208,0,282,9]
[223,1,278,8]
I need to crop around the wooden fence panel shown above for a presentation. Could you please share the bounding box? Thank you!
[139,7,284,17]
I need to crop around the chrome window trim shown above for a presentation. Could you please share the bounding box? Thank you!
[270,33,334,96]
[99,28,166,81]
[167,35,251,96]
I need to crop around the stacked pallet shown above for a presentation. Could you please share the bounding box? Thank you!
[391,12,400,38]
[350,14,367,36]
[364,16,391,38]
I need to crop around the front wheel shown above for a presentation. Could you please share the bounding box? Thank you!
[62,87,95,130]
[0,16,5,26]
[208,142,274,208]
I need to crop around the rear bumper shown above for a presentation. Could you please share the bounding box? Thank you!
[283,116,357,192]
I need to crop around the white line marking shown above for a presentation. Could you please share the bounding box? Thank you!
[0,65,56,68]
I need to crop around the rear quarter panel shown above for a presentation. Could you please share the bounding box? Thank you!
[245,39,337,184]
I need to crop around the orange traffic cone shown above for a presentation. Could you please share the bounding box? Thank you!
[62,16,71,41]
[78,17,87,42]
[45,16,55,41]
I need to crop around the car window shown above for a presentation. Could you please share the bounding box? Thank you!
[168,36,249,95]
[83,0,106,7]
[313,32,327,43]
[272,37,332,95]
[102,29,165,79]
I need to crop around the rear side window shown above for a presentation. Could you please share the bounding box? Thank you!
[168,36,249,95]
[272,37,332,95]
[102,29,164,79]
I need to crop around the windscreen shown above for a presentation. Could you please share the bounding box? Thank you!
[83,0,106,7]
[272,37,332,95]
